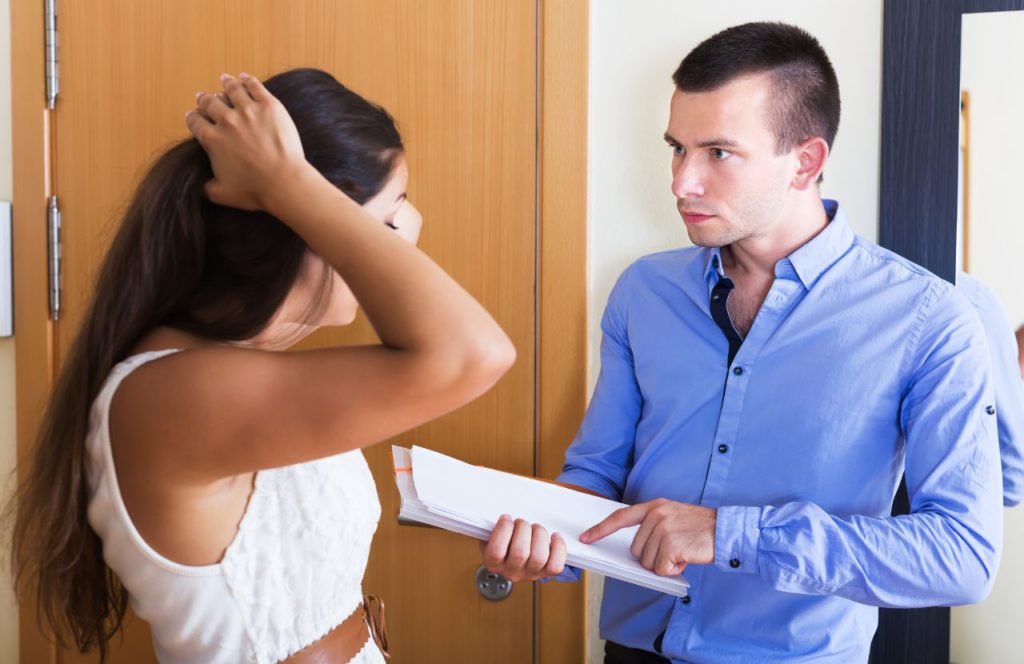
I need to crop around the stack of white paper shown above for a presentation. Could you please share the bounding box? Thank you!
[392,445,689,597]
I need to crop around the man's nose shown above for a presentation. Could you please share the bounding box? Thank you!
[671,159,705,199]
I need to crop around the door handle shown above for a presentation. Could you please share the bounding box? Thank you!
[476,565,513,601]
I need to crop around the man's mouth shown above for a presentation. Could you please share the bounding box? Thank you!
[681,211,714,224]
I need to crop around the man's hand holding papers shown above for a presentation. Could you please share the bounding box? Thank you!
[481,499,716,582]
[480,516,568,582]
[393,445,690,597]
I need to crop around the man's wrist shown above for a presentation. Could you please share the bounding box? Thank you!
[703,506,718,564]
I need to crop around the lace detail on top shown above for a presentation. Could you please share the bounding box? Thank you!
[85,349,384,663]
[220,451,383,663]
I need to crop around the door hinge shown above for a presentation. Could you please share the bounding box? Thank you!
[47,196,61,321]
[45,0,59,109]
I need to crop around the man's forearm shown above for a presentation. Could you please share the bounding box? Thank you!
[715,501,1000,607]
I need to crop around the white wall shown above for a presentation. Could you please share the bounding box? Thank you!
[586,1,883,660]
[951,10,1024,664]
[0,0,19,658]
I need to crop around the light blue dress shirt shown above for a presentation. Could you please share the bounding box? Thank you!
[556,201,1003,663]
[957,271,1024,507]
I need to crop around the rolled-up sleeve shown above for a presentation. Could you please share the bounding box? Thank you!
[958,273,1024,507]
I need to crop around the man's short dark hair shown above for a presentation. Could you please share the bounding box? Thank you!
[673,22,841,155]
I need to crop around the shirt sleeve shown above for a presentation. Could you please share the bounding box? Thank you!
[958,274,1024,507]
[541,566,583,584]
[714,285,1003,608]
[987,326,1024,508]
[556,268,643,501]
[546,270,644,586]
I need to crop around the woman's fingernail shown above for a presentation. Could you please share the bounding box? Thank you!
[240,72,250,80]
[220,73,230,82]
[579,532,590,543]
[195,91,203,101]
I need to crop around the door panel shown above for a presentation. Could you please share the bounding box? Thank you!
[53,1,536,661]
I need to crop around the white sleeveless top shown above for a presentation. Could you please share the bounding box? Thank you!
[85,349,385,663]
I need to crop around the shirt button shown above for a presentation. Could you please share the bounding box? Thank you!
[730,558,741,568]
[718,444,729,454]
[733,366,744,376]
[986,405,996,415]
[681,595,692,604]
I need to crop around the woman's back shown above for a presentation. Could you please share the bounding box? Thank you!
[8,69,515,661]
[87,349,384,663]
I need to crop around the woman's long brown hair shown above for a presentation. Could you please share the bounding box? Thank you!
[3,68,403,659]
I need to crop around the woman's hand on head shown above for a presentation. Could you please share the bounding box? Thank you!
[185,73,309,212]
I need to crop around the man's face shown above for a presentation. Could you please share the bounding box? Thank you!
[665,73,798,248]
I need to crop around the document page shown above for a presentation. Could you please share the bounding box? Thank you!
[392,445,689,597]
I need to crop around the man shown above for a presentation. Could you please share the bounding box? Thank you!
[480,22,1003,663]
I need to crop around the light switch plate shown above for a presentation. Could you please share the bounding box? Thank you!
[1,201,11,337]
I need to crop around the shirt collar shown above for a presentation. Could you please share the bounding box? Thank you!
[703,246,726,294]
[784,199,854,289]
[701,199,854,291]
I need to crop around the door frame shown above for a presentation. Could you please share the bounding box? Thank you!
[11,0,61,656]
[10,0,589,661]
[537,1,589,661]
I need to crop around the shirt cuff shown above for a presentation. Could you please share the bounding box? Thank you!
[714,505,762,575]
[541,565,582,583]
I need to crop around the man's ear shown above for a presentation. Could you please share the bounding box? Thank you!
[792,137,830,190]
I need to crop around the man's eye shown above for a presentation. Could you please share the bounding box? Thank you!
[385,221,399,230]
[670,143,684,157]
[711,148,733,160]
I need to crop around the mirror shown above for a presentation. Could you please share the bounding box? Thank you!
[881,1,1024,661]
[957,11,1024,329]
[951,9,1024,664]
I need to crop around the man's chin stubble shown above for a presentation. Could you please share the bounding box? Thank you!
[686,228,733,249]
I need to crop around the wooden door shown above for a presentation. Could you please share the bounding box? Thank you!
[11,0,588,662]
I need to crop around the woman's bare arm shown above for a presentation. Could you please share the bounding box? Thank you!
[113,74,515,480]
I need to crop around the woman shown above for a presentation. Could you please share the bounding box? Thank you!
[6,69,516,662]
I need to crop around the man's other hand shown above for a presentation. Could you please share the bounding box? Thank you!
[580,499,717,576]
[480,514,567,582]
